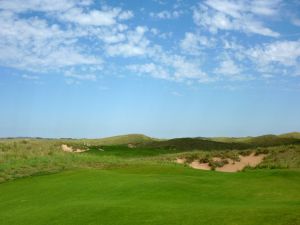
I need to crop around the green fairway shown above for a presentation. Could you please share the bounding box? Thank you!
[0,166,299,225]
[1,135,300,225]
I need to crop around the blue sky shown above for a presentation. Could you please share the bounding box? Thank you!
[0,0,300,138]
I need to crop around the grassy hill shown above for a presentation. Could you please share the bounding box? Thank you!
[0,134,158,146]
[209,132,300,143]
[138,137,250,151]
[88,134,158,146]
[245,134,300,147]
[2,132,299,150]
[279,132,300,139]
[139,133,300,151]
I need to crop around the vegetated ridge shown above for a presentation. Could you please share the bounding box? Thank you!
[137,132,300,151]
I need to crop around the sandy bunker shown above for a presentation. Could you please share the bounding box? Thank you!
[176,153,266,172]
[61,144,86,153]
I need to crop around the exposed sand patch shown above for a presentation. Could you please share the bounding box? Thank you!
[61,144,86,153]
[176,158,185,164]
[212,157,222,162]
[128,144,136,148]
[175,158,210,170]
[217,153,266,172]
[61,144,73,152]
[190,161,211,170]
[176,152,266,173]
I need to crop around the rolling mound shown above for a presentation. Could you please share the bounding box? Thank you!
[245,134,300,147]
[94,134,159,146]
[138,133,300,151]
[138,137,250,151]
[279,132,300,139]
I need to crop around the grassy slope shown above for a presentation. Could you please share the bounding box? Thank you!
[209,133,300,144]
[82,134,159,146]
[1,136,300,225]
[1,138,300,182]
[279,132,300,139]
[0,166,299,225]
[140,135,300,151]
[138,137,250,150]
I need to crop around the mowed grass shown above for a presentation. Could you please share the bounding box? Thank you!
[0,166,299,225]
[1,136,300,225]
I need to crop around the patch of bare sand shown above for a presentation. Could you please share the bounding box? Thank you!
[190,161,211,170]
[216,153,266,172]
[212,157,222,161]
[176,158,185,164]
[128,144,136,148]
[175,153,266,172]
[61,144,86,153]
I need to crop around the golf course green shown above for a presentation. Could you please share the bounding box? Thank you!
[0,165,299,225]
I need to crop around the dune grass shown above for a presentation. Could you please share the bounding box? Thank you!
[1,138,300,182]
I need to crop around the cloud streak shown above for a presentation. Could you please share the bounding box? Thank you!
[193,0,280,37]
[0,0,299,87]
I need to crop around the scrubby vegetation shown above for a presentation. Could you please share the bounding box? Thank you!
[1,133,300,182]
[136,133,300,152]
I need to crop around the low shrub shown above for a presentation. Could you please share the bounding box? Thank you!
[182,153,199,163]
[255,148,269,155]
[239,150,252,156]
[199,157,209,163]
[208,159,229,170]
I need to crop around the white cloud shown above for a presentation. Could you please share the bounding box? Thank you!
[60,7,132,27]
[171,57,209,81]
[124,38,212,83]
[205,0,280,18]
[247,40,300,66]
[150,10,182,19]
[105,26,150,57]
[60,7,122,26]
[0,0,88,13]
[150,28,173,39]
[65,79,80,85]
[98,31,126,44]
[127,63,170,80]
[128,44,212,83]
[64,72,97,81]
[248,0,281,16]
[180,32,213,55]
[205,0,243,18]
[215,58,242,78]
[106,43,147,57]
[22,74,39,80]
[0,0,297,87]
[0,1,137,74]
[0,17,99,71]
[193,0,280,37]
[218,39,300,78]
[118,11,134,20]
[0,0,75,12]
[152,0,168,5]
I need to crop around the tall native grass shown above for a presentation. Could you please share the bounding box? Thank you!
[0,138,299,183]
[0,139,171,182]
